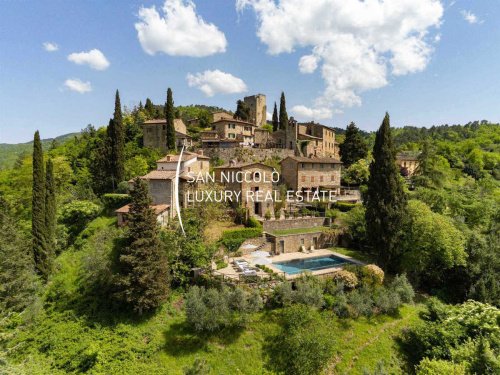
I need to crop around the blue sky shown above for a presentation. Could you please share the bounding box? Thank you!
[0,0,499,143]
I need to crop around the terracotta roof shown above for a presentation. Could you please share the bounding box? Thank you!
[140,170,177,180]
[156,151,209,163]
[214,162,274,170]
[396,152,420,161]
[283,156,342,164]
[116,204,169,214]
[212,118,256,126]
[298,121,335,132]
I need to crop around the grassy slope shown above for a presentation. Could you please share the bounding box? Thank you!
[8,217,423,374]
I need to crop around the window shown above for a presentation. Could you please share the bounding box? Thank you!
[254,172,261,180]
[301,163,305,169]
[331,175,335,181]
[311,176,315,182]
[320,164,324,169]
[301,176,306,182]
[229,133,236,139]
[320,176,323,182]
[244,126,251,131]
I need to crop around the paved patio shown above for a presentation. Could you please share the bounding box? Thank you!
[218,248,363,280]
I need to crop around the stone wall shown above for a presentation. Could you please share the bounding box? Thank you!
[200,147,295,165]
[268,232,329,254]
[262,217,329,232]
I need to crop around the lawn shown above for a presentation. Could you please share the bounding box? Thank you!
[330,246,376,263]
[269,226,328,236]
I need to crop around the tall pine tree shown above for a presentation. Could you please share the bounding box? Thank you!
[45,158,56,266]
[339,122,368,167]
[32,131,49,279]
[365,113,407,271]
[165,88,176,151]
[144,98,154,118]
[279,92,288,130]
[115,178,170,314]
[272,102,279,131]
[106,90,125,189]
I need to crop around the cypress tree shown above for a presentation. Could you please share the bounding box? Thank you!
[339,122,368,167]
[1,197,39,312]
[45,158,56,265]
[165,88,176,151]
[279,92,288,130]
[106,90,125,189]
[272,102,279,131]
[115,178,170,314]
[234,100,250,121]
[144,98,154,118]
[365,113,407,271]
[32,131,48,279]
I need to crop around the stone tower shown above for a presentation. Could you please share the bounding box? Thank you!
[243,94,267,127]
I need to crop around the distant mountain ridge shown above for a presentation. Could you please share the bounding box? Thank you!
[0,132,79,170]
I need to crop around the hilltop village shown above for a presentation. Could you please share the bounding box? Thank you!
[122,92,414,229]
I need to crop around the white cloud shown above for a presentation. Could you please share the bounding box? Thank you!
[298,54,318,74]
[266,111,272,120]
[186,70,247,97]
[43,42,58,52]
[64,78,92,93]
[238,0,443,112]
[461,10,482,24]
[292,105,333,120]
[67,49,110,70]
[135,0,227,57]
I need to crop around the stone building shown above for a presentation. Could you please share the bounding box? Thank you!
[116,204,170,227]
[214,161,275,217]
[142,118,191,151]
[156,151,210,175]
[280,156,342,195]
[201,118,256,147]
[297,121,338,158]
[243,94,267,127]
[396,152,420,177]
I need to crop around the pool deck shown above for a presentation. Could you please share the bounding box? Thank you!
[219,248,364,281]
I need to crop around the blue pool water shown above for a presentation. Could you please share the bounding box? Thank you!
[273,255,352,275]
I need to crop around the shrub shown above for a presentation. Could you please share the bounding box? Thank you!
[221,228,263,252]
[60,200,101,239]
[415,358,466,375]
[293,277,324,308]
[348,288,373,318]
[185,285,262,332]
[389,274,415,303]
[334,201,359,212]
[246,216,262,228]
[101,193,130,210]
[273,282,294,307]
[373,288,401,315]
[330,270,358,289]
[361,264,385,287]
[264,210,272,220]
[268,305,334,375]
[331,291,350,318]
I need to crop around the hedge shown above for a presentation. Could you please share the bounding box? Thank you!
[101,194,131,210]
[221,228,263,252]
[333,202,359,212]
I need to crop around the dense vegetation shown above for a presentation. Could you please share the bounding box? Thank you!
[0,95,498,374]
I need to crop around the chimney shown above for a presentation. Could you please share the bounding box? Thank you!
[167,155,171,162]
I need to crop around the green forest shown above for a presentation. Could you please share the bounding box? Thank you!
[1,93,499,374]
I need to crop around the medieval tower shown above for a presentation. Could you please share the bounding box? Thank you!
[243,94,267,127]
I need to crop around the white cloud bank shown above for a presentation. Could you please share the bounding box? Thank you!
[135,0,227,57]
[68,49,110,70]
[64,79,92,93]
[43,42,58,52]
[461,10,482,24]
[237,0,443,118]
[186,70,247,97]
[292,105,334,120]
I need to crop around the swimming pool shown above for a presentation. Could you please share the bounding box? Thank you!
[273,255,352,275]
